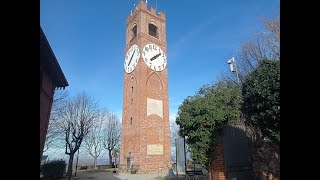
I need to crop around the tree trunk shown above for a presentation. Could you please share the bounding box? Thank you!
[109,150,113,168]
[67,153,74,180]
[94,156,97,169]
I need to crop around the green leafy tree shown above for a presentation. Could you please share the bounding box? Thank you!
[41,159,66,180]
[176,81,242,166]
[241,59,280,144]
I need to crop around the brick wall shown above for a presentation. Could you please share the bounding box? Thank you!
[40,71,55,166]
[119,1,171,173]
[208,143,226,180]
[246,126,280,180]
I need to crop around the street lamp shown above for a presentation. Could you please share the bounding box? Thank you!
[227,56,240,84]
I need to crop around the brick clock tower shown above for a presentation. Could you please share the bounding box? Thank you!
[119,1,171,173]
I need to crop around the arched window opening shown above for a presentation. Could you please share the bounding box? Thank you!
[131,25,137,41]
[149,23,158,38]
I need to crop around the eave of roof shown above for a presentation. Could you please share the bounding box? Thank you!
[40,26,69,88]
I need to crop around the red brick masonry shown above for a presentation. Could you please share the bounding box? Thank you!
[208,143,226,180]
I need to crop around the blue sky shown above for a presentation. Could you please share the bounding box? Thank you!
[41,0,279,160]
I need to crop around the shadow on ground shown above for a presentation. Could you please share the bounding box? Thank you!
[60,169,122,180]
[59,169,201,180]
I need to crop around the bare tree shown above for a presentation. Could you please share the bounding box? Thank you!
[103,112,121,168]
[171,120,191,158]
[58,92,98,180]
[112,148,120,169]
[219,15,280,82]
[83,109,108,169]
[170,120,180,146]
[44,90,69,152]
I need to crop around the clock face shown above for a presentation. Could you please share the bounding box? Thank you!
[124,44,140,73]
[142,43,167,71]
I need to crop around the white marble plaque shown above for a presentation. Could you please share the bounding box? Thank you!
[147,144,163,155]
[147,98,163,118]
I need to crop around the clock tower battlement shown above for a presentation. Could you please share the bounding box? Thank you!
[125,1,166,50]
[120,0,171,174]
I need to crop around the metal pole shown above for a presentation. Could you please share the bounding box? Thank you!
[233,57,240,84]
[176,138,178,180]
[74,149,80,177]
[184,137,187,180]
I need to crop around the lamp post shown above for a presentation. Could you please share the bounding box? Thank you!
[227,56,240,84]
[227,56,243,126]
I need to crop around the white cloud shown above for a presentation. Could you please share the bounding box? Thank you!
[169,16,216,59]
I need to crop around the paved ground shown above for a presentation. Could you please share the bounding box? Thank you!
[63,169,183,180]
[60,169,209,180]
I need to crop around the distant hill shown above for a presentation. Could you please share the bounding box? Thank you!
[75,158,119,166]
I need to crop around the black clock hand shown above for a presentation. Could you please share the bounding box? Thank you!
[128,50,135,66]
[150,53,161,61]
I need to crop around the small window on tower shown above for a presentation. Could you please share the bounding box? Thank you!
[131,99,133,105]
[131,25,137,41]
[131,87,133,93]
[130,117,132,125]
[149,23,158,38]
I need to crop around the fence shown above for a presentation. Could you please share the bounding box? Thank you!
[222,123,253,180]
